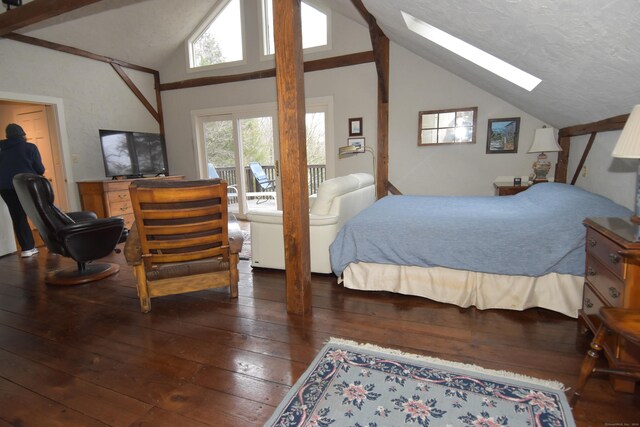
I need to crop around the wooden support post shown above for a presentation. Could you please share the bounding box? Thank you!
[273,0,312,315]
[352,0,390,198]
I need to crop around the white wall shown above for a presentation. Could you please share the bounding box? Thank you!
[0,39,160,209]
[160,3,377,180]
[568,130,635,210]
[0,1,632,214]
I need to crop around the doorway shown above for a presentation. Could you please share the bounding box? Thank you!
[0,100,68,255]
[197,109,281,219]
[192,98,332,220]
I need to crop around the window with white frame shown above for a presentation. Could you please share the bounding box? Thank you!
[262,0,329,56]
[188,0,244,69]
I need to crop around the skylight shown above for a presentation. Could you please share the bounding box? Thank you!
[401,11,541,92]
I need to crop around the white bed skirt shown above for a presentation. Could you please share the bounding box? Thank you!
[341,263,584,318]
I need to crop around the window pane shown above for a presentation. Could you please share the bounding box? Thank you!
[456,110,474,127]
[455,126,473,143]
[264,0,328,55]
[418,107,477,146]
[193,0,243,67]
[306,112,326,164]
[421,129,438,144]
[438,128,455,143]
[301,2,327,49]
[439,112,456,128]
[421,113,438,129]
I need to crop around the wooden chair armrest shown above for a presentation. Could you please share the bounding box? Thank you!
[123,223,142,265]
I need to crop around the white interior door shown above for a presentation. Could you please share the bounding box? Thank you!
[15,108,62,247]
[16,109,57,189]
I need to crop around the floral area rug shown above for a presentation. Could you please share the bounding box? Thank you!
[265,338,575,427]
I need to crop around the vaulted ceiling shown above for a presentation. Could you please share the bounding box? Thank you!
[3,0,639,129]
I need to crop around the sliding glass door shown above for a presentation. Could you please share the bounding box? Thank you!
[194,98,331,219]
[198,109,280,218]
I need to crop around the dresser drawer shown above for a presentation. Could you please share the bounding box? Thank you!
[108,200,133,216]
[586,228,625,280]
[107,190,130,204]
[585,254,624,307]
[117,213,135,229]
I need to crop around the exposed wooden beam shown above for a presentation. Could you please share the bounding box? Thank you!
[273,0,311,315]
[3,32,164,128]
[556,113,629,183]
[570,132,597,185]
[111,63,160,123]
[0,0,102,36]
[351,0,389,102]
[3,32,156,74]
[351,0,390,198]
[559,113,628,137]
[159,51,374,91]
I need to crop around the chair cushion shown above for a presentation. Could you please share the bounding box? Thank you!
[146,258,230,281]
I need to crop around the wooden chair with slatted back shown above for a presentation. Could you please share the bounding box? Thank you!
[125,179,242,313]
[571,307,640,406]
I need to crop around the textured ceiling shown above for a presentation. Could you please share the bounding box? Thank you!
[10,0,640,128]
[358,0,640,128]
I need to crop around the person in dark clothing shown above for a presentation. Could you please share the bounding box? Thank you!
[0,123,45,257]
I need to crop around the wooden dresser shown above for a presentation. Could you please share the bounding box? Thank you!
[77,176,184,229]
[580,217,640,392]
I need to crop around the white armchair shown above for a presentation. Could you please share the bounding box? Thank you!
[247,173,375,273]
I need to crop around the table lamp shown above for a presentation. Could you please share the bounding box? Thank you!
[528,127,562,182]
[611,104,640,224]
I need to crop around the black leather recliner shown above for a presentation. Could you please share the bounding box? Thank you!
[13,173,126,285]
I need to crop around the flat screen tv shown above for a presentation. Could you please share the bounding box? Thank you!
[99,129,169,178]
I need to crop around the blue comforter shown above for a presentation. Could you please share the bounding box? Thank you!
[330,183,632,277]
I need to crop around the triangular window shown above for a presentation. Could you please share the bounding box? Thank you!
[262,0,329,56]
[188,0,244,69]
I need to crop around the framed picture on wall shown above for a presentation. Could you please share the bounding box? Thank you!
[348,137,365,153]
[349,117,363,136]
[486,117,520,154]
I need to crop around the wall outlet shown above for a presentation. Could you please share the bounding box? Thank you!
[582,166,588,177]
[71,154,80,164]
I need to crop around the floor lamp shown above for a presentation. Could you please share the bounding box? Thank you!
[338,145,376,187]
[611,104,640,225]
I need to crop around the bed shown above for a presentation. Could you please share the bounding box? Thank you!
[329,183,632,318]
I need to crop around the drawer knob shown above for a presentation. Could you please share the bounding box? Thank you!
[119,194,127,199]
[608,253,621,264]
[588,238,597,247]
[587,266,596,276]
[608,287,621,299]
[584,297,594,309]
[120,206,129,212]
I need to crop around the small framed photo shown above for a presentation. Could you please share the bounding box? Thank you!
[348,137,365,153]
[349,117,363,137]
[486,117,520,154]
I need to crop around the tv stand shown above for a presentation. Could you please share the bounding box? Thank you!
[77,175,184,229]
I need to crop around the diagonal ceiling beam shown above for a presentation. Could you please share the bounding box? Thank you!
[351,0,389,102]
[0,0,102,37]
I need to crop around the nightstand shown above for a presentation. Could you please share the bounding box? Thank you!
[493,181,530,196]
[580,217,640,393]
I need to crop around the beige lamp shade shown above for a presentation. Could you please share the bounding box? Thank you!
[612,105,640,158]
[528,127,561,153]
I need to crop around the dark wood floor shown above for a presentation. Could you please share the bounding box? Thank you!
[0,245,638,426]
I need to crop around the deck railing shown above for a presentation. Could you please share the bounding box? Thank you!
[216,164,326,196]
